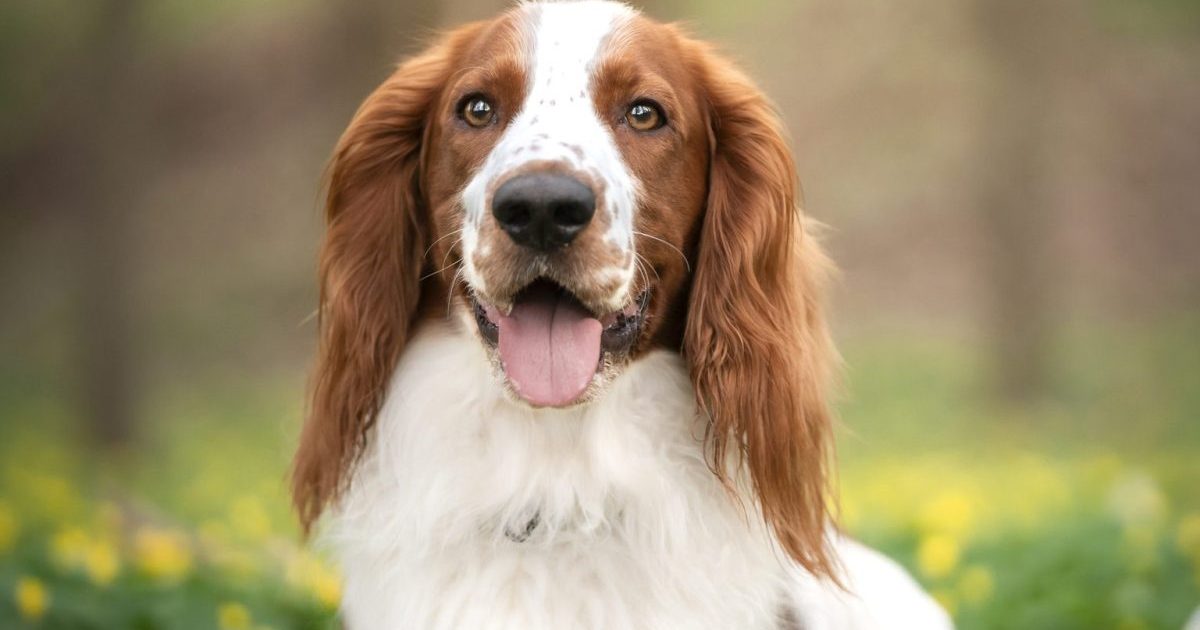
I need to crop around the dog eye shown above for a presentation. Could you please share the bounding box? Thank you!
[625,101,665,131]
[461,96,495,128]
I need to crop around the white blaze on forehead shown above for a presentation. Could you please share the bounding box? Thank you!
[460,1,639,267]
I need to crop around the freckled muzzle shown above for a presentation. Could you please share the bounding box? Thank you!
[466,153,637,314]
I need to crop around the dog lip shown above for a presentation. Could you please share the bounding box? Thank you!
[473,299,499,344]
[599,290,648,353]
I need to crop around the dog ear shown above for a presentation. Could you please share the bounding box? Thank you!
[684,44,838,578]
[291,26,479,533]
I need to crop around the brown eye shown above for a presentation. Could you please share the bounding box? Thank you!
[461,96,495,127]
[625,101,664,131]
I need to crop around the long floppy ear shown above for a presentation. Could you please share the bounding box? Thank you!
[291,28,476,533]
[684,47,837,578]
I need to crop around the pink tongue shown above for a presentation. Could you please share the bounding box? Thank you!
[497,286,602,407]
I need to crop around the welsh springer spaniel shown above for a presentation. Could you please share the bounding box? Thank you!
[291,2,952,628]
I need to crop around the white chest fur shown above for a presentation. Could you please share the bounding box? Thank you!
[328,321,789,630]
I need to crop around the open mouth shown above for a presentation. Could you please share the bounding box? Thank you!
[472,278,649,407]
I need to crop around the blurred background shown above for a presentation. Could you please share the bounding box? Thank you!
[1,0,1197,627]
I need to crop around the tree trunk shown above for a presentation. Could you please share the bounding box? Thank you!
[73,0,142,446]
[974,1,1061,403]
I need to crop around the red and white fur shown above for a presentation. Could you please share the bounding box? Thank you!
[291,2,953,628]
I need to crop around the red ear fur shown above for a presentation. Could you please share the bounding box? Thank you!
[291,26,481,533]
[684,43,838,578]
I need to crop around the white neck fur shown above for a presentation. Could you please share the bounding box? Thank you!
[328,320,788,629]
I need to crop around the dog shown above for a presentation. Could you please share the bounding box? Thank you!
[291,2,952,628]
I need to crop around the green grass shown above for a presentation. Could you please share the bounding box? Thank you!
[834,318,1200,628]
[0,398,335,629]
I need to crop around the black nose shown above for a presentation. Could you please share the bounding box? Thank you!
[491,172,596,251]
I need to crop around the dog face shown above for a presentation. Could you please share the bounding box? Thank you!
[418,2,710,408]
[294,0,837,578]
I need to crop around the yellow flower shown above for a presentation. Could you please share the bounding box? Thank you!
[84,540,121,586]
[0,501,18,553]
[49,527,121,585]
[15,576,49,621]
[957,565,994,605]
[917,534,961,579]
[311,570,343,609]
[217,602,252,630]
[134,528,192,581]
[918,492,975,538]
[1176,512,1200,560]
[50,527,90,569]
[287,552,343,609]
[837,496,862,531]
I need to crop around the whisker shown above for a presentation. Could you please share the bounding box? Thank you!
[422,228,464,260]
[633,231,690,271]
[440,236,464,271]
[420,262,457,283]
[631,255,656,326]
[446,268,466,317]
[634,252,661,284]
[420,236,465,282]
[297,308,320,328]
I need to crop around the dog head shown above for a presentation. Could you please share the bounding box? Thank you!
[292,0,836,577]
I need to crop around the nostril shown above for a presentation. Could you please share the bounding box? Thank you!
[497,201,533,229]
[552,201,591,228]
